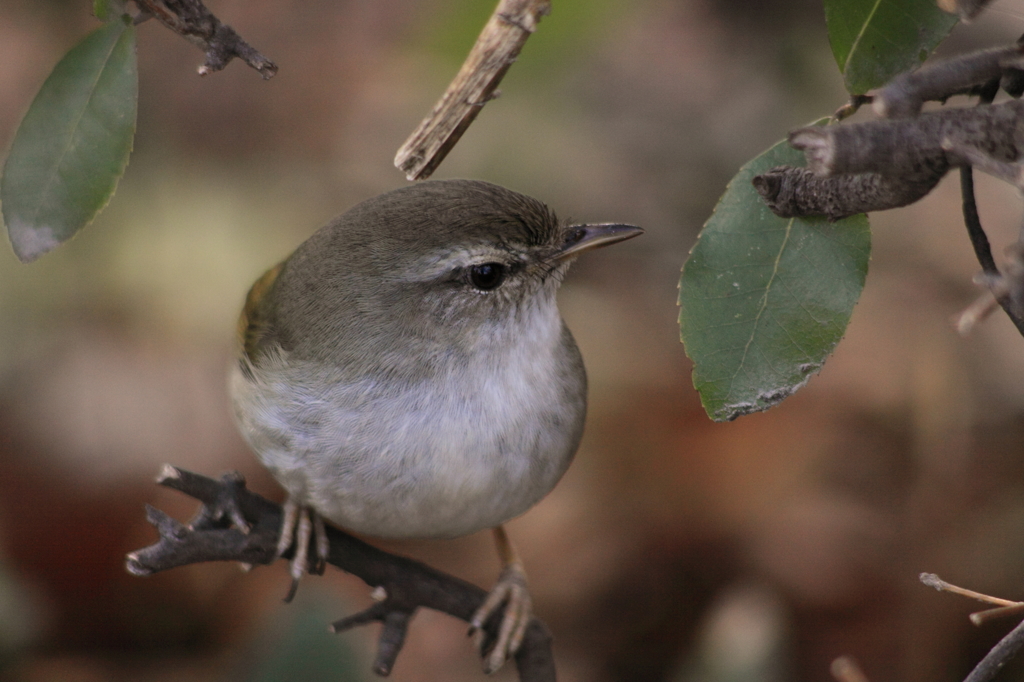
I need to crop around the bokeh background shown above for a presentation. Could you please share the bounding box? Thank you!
[3,1,1024,680]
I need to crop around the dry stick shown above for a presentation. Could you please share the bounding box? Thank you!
[920,573,1021,607]
[922,572,1024,622]
[133,0,278,78]
[394,0,551,181]
[973,603,1024,626]
[920,573,1024,682]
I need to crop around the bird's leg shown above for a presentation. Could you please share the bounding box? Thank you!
[313,510,329,575]
[276,498,329,602]
[470,525,532,674]
[276,498,299,558]
[288,508,314,602]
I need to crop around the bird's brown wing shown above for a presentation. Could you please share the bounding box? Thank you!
[237,262,284,369]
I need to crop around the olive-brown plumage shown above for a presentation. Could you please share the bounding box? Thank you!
[229,179,641,672]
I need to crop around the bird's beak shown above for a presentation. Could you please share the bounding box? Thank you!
[555,223,644,261]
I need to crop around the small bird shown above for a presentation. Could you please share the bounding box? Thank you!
[229,179,641,672]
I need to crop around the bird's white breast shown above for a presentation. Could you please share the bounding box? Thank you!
[230,300,584,539]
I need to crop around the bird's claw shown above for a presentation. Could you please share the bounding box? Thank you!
[469,562,532,674]
[276,500,329,602]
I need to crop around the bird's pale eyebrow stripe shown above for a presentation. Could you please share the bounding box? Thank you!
[398,246,524,282]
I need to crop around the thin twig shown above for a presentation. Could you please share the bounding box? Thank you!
[956,287,1002,335]
[946,140,1024,336]
[919,573,1024,681]
[919,573,1020,607]
[961,167,998,275]
[394,0,551,180]
[832,94,873,122]
[959,80,999,276]
[972,603,1024,626]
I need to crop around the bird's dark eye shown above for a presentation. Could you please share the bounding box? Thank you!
[469,262,506,290]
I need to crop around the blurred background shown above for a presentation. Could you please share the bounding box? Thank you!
[2,0,1024,680]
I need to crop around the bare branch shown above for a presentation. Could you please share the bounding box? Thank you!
[126,466,556,682]
[790,100,1024,179]
[874,45,1023,118]
[753,100,1024,222]
[394,0,551,180]
[963,618,1024,682]
[944,138,1024,189]
[133,0,278,79]
[752,165,941,220]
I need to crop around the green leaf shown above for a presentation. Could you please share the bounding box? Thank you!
[679,124,870,422]
[1,19,137,263]
[824,0,959,94]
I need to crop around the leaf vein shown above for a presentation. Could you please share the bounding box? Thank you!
[724,217,795,403]
[843,0,883,76]
[25,24,124,228]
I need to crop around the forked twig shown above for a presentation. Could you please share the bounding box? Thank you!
[920,573,1024,682]
[126,466,556,681]
[133,0,278,78]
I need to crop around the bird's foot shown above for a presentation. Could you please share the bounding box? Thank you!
[276,499,330,602]
[470,561,532,674]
